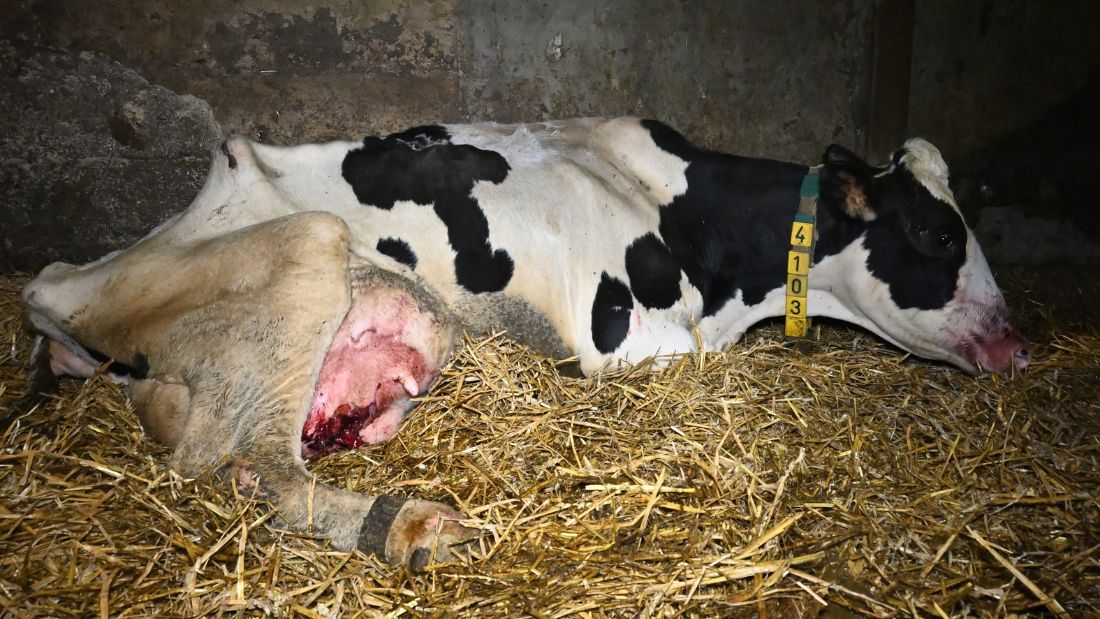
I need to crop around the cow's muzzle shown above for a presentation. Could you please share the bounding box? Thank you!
[964,323,1030,376]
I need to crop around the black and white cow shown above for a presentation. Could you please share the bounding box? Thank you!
[16,117,1028,568]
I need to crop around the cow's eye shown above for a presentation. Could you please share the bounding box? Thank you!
[936,233,954,248]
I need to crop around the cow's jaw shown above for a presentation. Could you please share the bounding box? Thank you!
[861,301,1029,376]
[941,237,1030,375]
[815,237,1029,376]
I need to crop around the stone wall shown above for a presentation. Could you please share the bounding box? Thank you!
[0,43,223,270]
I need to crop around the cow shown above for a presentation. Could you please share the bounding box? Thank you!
[13,117,1029,570]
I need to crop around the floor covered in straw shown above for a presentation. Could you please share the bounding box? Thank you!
[1,266,1098,618]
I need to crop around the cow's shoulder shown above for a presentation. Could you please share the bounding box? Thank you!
[585,117,692,206]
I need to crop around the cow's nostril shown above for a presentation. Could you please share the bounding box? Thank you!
[1015,347,1030,369]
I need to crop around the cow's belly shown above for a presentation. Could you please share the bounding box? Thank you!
[450,290,572,359]
[328,183,688,366]
[333,203,703,373]
[330,206,577,357]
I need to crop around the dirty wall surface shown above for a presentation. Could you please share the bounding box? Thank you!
[0,0,871,270]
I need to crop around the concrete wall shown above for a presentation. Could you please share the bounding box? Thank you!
[455,1,870,157]
[4,0,872,153]
[0,0,875,271]
[909,1,1100,160]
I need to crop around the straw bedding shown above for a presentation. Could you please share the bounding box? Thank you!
[1,267,1097,617]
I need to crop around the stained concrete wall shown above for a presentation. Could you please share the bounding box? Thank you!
[455,1,871,157]
[0,0,874,271]
[3,0,872,152]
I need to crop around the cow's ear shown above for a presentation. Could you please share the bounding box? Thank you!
[820,144,877,221]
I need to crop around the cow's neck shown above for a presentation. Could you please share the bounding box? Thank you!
[658,151,866,320]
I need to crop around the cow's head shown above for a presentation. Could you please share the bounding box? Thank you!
[817,139,1029,375]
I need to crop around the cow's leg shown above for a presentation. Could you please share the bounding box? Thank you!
[165,341,474,568]
[204,263,468,566]
[162,379,475,568]
[236,433,475,568]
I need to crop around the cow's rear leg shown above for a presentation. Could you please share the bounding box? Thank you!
[19,212,477,568]
[234,436,477,569]
[166,411,476,569]
[165,215,472,567]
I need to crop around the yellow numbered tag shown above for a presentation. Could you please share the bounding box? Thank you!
[786,273,807,298]
[786,296,806,317]
[787,250,809,276]
[785,316,809,338]
[790,222,814,248]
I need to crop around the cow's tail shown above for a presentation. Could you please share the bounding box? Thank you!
[3,336,61,432]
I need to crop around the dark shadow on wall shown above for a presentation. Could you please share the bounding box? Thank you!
[951,70,1100,236]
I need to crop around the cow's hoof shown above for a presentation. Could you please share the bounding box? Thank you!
[359,496,480,571]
